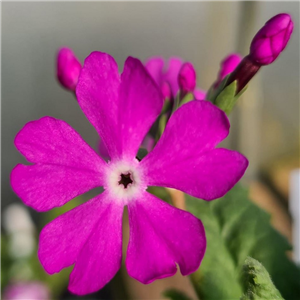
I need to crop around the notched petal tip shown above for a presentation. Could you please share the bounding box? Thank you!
[126,193,206,285]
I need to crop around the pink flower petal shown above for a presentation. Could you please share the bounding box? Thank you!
[14,116,105,169]
[145,57,164,86]
[77,52,163,160]
[68,195,123,295]
[76,52,121,159]
[118,57,163,159]
[141,101,248,200]
[38,195,103,274]
[163,57,183,97]
[11,164,103,212]
[38,192,123,295]
[11,117,106,211]
[126,192,206,284]
[147,148,247,200]
[98,137,110,161]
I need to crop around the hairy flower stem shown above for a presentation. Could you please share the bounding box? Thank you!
[225,55,260,95]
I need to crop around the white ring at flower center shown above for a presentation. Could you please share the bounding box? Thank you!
[105,160,145,204]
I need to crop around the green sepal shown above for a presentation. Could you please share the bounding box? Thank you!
[240,257,284,300]
[179,93,194,107]
[215,80,237,114]
[215,80,247,115]
[163,289,193,300]
[206,75,230,104]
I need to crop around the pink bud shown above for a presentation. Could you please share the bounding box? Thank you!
[219,53,242,81]
[178,62,196,93]
[56,47,81,91]
[214,53,242,88]
[250,13,293,65]
[193,88,206,100]
[161,81,172,100]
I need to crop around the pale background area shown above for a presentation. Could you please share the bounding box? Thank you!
[1,2,299,299]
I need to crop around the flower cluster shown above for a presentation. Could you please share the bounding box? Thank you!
[12,52,248,295]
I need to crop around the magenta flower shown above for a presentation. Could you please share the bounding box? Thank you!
[145,56,206,100]
[250,13,293,65]
[57,47,81,91]
[11,52,248,295]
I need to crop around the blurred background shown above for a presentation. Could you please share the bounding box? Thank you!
[2,1,299,299]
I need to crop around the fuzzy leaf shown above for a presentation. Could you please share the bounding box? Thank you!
[240,257,284,300]
[186,183,300,300]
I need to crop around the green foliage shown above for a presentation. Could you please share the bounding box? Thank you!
[240,257,284,300]
[163,289,193,300]
[187,191,242,300]
[186,183,300,300]
[1,235,13,290]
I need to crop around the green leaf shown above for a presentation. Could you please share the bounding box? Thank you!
[1,235,13,290]
[188,193,243,299]
[163,289,193,300]
[240,257,284,300]
[186,183,300,300]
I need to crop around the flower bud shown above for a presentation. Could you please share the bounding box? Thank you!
[193,88,206,100]
[56,47,81,91]
[161,81,172,100]
[216,53,242,87]
[250,13,293,65]
[178,62,196,93]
